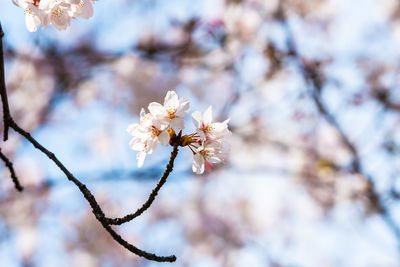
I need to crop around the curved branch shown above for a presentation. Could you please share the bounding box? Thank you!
[0,23,176,262]
[105,143,179,225]
[0,148,23,191]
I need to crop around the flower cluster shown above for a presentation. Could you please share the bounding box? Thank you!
[12,0,95,32]
[127,91,231,174]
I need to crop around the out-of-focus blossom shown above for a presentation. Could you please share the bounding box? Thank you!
[12,0,96,32]
[68,0,94,19]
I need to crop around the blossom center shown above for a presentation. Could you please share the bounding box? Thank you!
[151,126,161,137]
[52,7,63,17]
[201,122,213,133]
[166,106,177,119]
[25,7,33,15]
[200,149,210,158]
[29,0,40,7]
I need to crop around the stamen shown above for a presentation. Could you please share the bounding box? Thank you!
[167,106,177,119]
[151,126,160,137]
[52,7,63,17]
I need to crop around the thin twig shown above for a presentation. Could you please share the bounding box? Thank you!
[0,148,23,191]
[106,140,180,225]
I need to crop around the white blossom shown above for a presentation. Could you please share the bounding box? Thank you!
[44,0,72,30]
[127,108,170,168]
[192,140,224,174]
[12,0,96,32]
[148,90,190,130]
[12,1,45,32]
[68,0,94,19]
[127,90,230,173]
[192,106,230,140]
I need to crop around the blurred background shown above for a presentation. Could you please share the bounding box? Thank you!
[1,0,400,266]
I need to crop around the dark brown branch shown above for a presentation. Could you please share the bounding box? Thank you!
[0,148,23,191]
[105,142,180,225]
[0,22,176,262]
[0,24,11,141]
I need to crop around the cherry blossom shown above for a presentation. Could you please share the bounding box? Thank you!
[192,106,230,140]
[127,90,230,173]
[12,1,46,32]
[127,108,170,167]
[68,0,94,19]
[192,140,224,174]
[12,0,96,32]
[148,90,190,130]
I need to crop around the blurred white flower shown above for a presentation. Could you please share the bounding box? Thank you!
[68,0,94,19]
[44,0,72,30]
[12,1,46,32]
[148,90,190,130]
[12,0,96,32]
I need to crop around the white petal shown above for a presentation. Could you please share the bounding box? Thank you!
[129,138,144,151]
[51,11,71,31]
[25,11,41,32]
[191,111,202,128]
[127,123,139,134]
[67,0,81,4]
[222,117,231,124]
[196,129,206,140]
[137,151,147,168]
[164,91,178,106]
[39,0,55,10]
[170,118,185,130]
[207,155,222,164]
[146,138,158,154]
[158,131,170,146]
[12,0,28,8]
[139,108,146,119]
[209,122,228,138]
[41,14,50,28]
[76,0,93,19]
[148,102,165,116]
[192,153,205,174]
[175,98,190,117]
[152,119,167,131]
[203,106,213,125]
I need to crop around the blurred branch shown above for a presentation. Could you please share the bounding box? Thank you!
[0,149,23,192]
[0,23,177,263]
[371,89,400,112]
[276,2,400,252]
